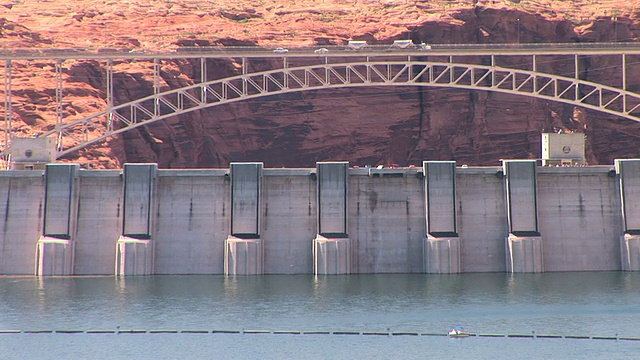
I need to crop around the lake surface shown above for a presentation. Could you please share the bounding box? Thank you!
[1,272,640,359]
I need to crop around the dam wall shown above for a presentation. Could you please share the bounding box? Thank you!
[0,162,635,275]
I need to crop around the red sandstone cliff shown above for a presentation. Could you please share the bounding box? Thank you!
[1,0,640,169]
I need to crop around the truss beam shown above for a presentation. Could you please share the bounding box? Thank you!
[2,50,640,159]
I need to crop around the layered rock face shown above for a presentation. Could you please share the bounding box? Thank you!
[1,1,640,168]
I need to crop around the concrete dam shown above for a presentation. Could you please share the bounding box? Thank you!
[2,159,640,276]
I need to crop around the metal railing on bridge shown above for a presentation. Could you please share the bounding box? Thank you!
[2,42,640,163]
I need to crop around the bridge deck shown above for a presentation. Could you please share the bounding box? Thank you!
[2,42,640,160]
[3,42,640,60]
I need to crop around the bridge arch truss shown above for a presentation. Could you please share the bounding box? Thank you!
[3,47,640,158]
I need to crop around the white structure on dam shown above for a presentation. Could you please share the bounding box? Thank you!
[1,159,640,276]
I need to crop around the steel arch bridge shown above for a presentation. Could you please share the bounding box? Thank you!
[3,43,640,159]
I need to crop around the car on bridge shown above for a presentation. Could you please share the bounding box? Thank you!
[273,47,289,54]
[314,48,329,54]
[418,42,432,50]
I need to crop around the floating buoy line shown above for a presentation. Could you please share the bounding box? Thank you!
[0,329,638,341]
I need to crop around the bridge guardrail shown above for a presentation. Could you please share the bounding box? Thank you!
[2,41,640,59]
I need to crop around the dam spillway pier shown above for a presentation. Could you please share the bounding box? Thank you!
[423,161,460,274]
[35,163,80,276]
[2,160,640,275]
[115,163,157,276]
[616,159,640,271]
[313,162,350,275]
[503,160,544,273]
[224,162,264,275]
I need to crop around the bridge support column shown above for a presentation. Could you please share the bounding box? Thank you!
[35,164,80,276]
[224,163,263,275]
[115,164,157,276]
[503,160,544,273]
[313,162,350,275]
[616,159,640,271]
[423,161,461,273]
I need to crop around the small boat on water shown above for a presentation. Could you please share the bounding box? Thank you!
[448,326,471,337]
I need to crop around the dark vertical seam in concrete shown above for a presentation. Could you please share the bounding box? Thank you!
[2,179,11,252]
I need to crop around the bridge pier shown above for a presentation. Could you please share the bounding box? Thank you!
[313,162,350,275]
[616,159,640,271]
[423,161,461,273]
[35,164,80,276]
[224,163,263,275]
[503,160,544,273]
[115,164,157,276]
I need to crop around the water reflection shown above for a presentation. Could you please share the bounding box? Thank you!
[1,272,639,336]
[2,273,640,360]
